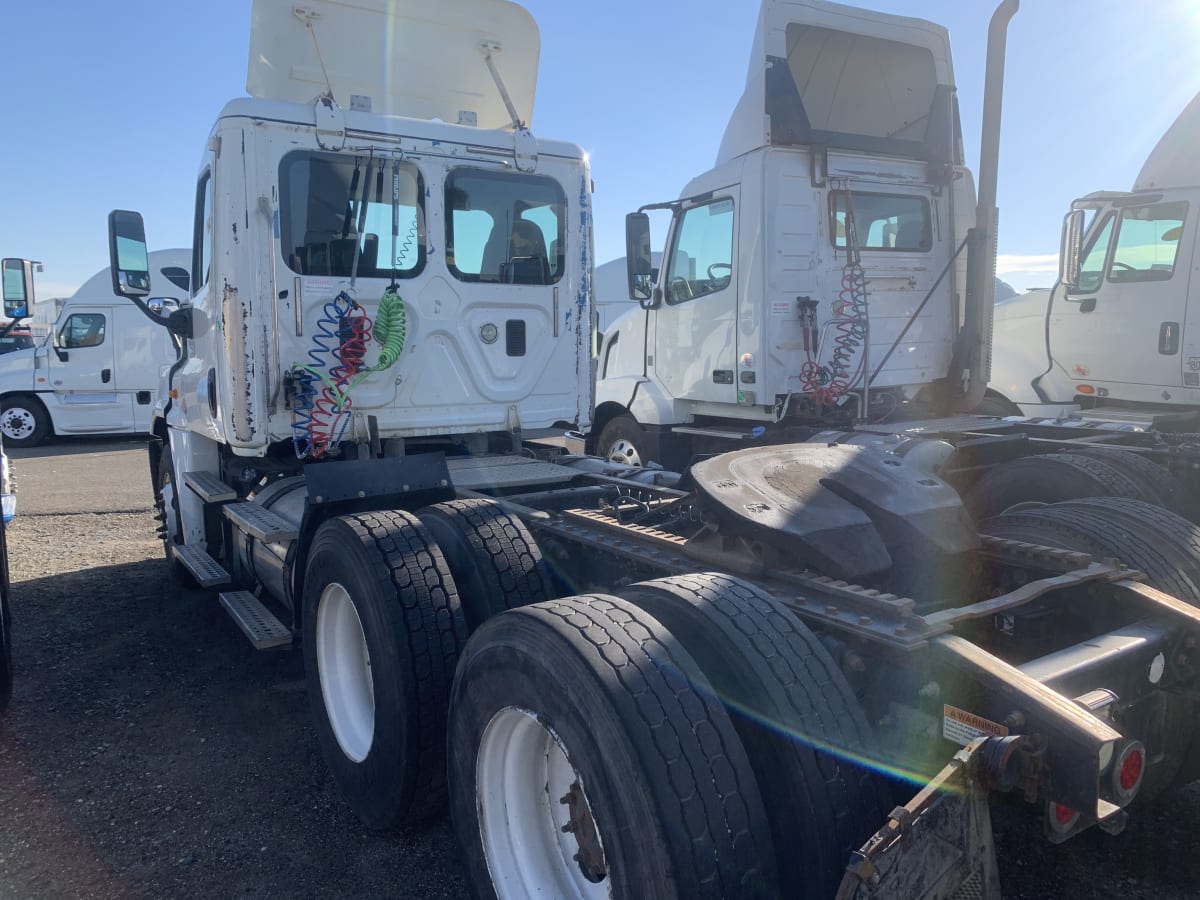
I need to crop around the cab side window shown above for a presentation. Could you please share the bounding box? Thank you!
[59,314,106,349]
[1108,201,1187,283]
[666,198,734,304]
[1073,213,1114,294]
[193,171,213,295]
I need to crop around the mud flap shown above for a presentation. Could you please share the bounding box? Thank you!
[836,737,1006,900]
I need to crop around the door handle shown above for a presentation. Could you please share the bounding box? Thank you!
[1160,322,1180,355]
[101,368,112,384]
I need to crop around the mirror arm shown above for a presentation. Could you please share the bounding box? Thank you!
[0,321,17,340]
[129,297,192,338]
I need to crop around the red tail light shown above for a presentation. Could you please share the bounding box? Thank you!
[1113,741,1145,804]
[1047,801,1080,838]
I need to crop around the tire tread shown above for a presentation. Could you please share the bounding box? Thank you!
[506,595,774,898]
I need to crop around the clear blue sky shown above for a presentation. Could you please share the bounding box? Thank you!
[2,0,1198,299]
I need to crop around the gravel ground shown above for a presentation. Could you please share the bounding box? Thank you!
[2,440,1200,898]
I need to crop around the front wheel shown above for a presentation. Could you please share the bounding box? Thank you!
[154,445,191,585]
[0,397,50,448]
[595,415,650,468]
[449,595,778,899]
[302,510,467,829]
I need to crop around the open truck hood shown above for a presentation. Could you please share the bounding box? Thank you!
[247,0,540,130]
[718,0,956,165]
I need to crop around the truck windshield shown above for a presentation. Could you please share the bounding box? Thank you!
[768,25,956,164]
[278,152,425,279]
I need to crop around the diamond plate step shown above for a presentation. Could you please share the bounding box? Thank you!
[219,591,293,649]
[184,470,237,503]
[223,502,298,543]
[173,544,231,588]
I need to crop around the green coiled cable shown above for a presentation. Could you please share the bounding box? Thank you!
[372,285,406,371]
[340,287,406,396]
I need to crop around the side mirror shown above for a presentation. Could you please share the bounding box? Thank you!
[625,213,655,304]
[1059,209,1085,290]
[147,297,180,317]
[1,258,34,321]
[108,210,151,298]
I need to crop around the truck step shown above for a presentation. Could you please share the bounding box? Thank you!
[184,470,238,503]
[671,425,763,440]
[223,502,298,543]
[219,591,293,649]
[173,544,232,588]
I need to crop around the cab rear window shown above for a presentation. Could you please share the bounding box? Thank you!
[831,192,931,252]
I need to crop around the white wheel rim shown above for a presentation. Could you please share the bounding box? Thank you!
[607,438,642,468]
[1,408,34,441]
[477,707,610,900]
[315,582,375,763]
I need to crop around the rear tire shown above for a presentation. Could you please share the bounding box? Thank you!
[981,497,1200,795]
[302,510,467,828]
[417,499,553,632]
[0,396,50,448]
[1068,448,1198,521]
[964,452,1151,520]
[449,595,778,899]
[619,573,888,899]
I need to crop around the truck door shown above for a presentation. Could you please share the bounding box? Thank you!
[1050,200,1192,390]
[111,306,171,430]
[653,194,738,404]
[45,309,134,432]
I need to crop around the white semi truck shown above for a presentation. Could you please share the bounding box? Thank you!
[592,0,990,470]
[101,1,1200,898]
[987,90,1200,425]
[0,250,185,447]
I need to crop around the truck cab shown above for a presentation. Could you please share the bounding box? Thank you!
[0,250,185,447]
[119,0,592,475]
[989,91,1200,424]
[593,0,990,466]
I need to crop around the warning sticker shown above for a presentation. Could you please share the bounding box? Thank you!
[942,704,1009,746]
[303,276,334,297]
[770,301,793,317]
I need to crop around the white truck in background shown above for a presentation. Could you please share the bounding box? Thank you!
[0,249,187,447]
[591,0,993,469]
[987,90,1200,426]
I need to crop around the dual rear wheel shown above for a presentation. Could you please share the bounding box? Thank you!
[300,499,884,899]
[449,573,888,900]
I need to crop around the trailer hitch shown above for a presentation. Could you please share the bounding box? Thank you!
[835,735,1024,900]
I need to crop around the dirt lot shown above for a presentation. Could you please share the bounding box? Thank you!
[2,439,1200,899]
